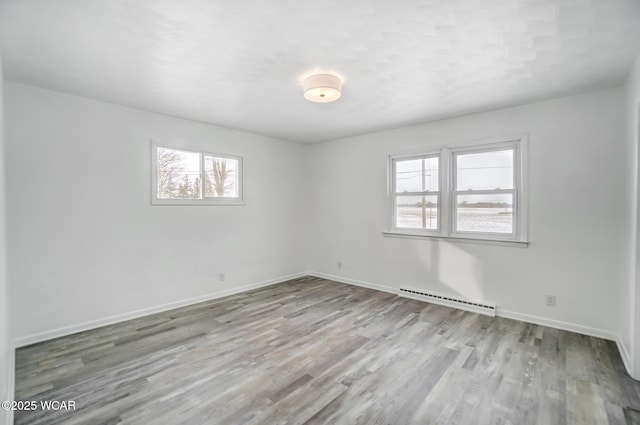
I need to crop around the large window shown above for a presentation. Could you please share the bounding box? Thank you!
[389,135,527,243]
[151,143,243,205]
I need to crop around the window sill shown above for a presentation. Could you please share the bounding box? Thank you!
[382,231,528,248]
[152,200,246,206]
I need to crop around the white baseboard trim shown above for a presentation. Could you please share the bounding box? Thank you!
[11,272,307,349]
[616,334,635,379]
[307,271,397,295]
[496,308,617,341]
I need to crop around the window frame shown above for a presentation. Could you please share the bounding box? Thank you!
[390,152,443,234]
[387,134,528,245]
[151,142,244,206]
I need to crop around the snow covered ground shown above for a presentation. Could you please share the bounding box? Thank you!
[397,207,512,233]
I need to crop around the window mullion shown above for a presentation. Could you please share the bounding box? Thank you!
[199,153,205,200]
[395,191,436,196]
[421,159,426,229]
[454,189,514,195]
[442,148,451,237]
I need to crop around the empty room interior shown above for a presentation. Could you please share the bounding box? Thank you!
[2,0,640,424]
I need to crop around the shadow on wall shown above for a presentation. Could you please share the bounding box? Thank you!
[403,238,487,303]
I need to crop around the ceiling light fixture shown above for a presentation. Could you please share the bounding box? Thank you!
[303,73,342,103]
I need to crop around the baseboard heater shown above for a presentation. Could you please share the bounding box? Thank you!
[398,286,496,317]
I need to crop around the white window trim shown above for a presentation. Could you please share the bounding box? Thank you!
[150,142,244,206]
[390,151,443,234]
[386,134,528,245]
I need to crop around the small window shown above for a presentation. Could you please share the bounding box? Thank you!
[151,143,243,205]
[389,135,527,244]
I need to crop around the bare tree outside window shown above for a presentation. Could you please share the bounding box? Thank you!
[156,147,201,199]
[205,156,238,197]
[156,148,184,199]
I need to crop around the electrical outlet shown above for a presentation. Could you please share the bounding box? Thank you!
[337,261,342,269]
[545,295,556,307]
[219,273,225,282]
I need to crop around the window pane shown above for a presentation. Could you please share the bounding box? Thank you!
[395,195,438,230]
[205,156,239,197]
[395,157,439,193]
[455,194,513,234]
[156,147,201,199]
[456,149,513,191]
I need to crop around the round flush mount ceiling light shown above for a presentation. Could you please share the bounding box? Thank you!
[303,73,342,103]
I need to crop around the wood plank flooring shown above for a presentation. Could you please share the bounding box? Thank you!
[13,276,640,424]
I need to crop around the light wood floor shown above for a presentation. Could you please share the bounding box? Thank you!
[13,276,640,424]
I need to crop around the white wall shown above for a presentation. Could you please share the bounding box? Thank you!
[0,53,12,425]
[308,88,626,335]
[4,82,307,342]
[624,54,640,379]
[3,79,636,379]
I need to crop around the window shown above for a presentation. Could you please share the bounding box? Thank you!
[392,155,440,231]
[389,135,527,244]
[151,143,243,205]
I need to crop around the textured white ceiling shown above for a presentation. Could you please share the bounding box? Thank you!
[1,0,640,143]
